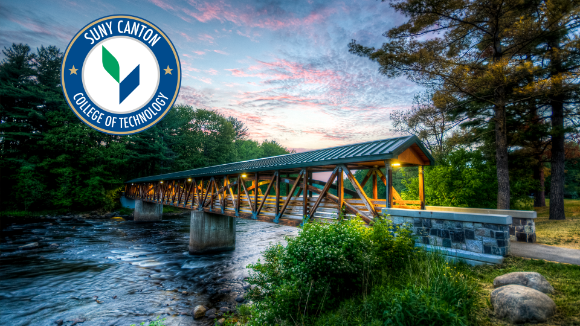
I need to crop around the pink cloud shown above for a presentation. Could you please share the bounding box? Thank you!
[194,77,212,84]
[236,30,260,42]
[213,49,229,55]
[148,0,338,30]
[198,33,214,43]
[183,1,337,30]
[148,0,174,11]
[205,68,218,75]
[192,50,206,55]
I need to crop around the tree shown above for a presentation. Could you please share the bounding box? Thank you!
[349,0,579,210]
[391,91,462,159]
[540,0,580,219]
[0,42,290,212]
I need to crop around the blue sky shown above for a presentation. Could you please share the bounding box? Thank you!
[0,0,422,151]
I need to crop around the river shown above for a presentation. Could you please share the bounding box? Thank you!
[0,213,299,326]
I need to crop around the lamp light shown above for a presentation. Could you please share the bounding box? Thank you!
[160,181,164,183]
[241,174,247,178]
[391,163,401,167]
[188,178,192,182]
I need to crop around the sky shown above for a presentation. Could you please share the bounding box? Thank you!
[0,0,423,152]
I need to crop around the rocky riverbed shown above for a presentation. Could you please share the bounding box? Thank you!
[0,212,298,326]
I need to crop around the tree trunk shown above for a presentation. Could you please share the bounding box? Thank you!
[495,100,511,209]
[549,95,566,219]
[548,35,566,220]
[533,163,546,207]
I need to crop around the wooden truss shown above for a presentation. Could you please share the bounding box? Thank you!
[125,161,427,226]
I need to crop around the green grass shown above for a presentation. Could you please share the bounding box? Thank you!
[469,256,580,325]
[535,199,580,249]
[312,251,479,326]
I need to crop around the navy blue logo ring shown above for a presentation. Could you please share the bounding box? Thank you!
[61,15,181,134]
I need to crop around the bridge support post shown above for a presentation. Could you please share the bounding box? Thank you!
[189,210,236,254]
[134,199,163,222]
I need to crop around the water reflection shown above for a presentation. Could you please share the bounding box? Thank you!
[0,214,298,326]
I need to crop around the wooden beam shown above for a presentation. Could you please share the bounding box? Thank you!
[201,179,212,208]
[386,161,393,208]
[341,164,377,218]
[197,179,203,209]
[275,171,280,217]
[226,178,236,210]
[372,169,378,200]
[236,175,241,216]
[254,172,259,217]
[419,165,425,210]
[209,177,216,209]
[170,180,177,204]
[255,172,277,218]
[308,171,313,198]
[316,187,373,224]
[184,179,195,208]
[309,166,339,218]
[303,168,308,218]
[337,168,344,213]
[275,170,304,223]
[359,169,374,188]
[241,177,254,212]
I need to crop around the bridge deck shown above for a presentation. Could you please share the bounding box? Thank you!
[125,136,434,224]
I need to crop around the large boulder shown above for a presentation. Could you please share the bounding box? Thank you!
[193,305,206,319]
[493,272,554,294]
[491,285,556,324]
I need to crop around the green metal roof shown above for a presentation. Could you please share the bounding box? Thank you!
[127,135,434,183]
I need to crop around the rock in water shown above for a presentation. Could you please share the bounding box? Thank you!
[193,305,206,319]
[19,242,39,250]
[205,308,216,317]
[491,285,556,323]
[235,295,245,303]
[217,318,225,325]
[493,272,555,294]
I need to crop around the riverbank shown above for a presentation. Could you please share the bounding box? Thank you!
[218,218,580,326]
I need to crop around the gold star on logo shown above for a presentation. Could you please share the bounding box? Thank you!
[164,65,173,75]
[69,65,78,75]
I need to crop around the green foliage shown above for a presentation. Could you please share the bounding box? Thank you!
[401,149,535,209]
[129,316,166,326]
[315,252,478,326]
[13,161,46,211]
[245,216,416,325]
[235,139,292,162]
[0,43,291,213]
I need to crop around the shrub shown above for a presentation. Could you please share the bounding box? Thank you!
[314,251,478,326]
[245,216,416,325]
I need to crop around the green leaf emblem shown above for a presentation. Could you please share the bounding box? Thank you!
[102,46,120,83]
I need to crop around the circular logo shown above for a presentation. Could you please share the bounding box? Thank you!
[61,15,181,134]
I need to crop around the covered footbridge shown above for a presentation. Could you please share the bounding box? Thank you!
[125,135,434,227]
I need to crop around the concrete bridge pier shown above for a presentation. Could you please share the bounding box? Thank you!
[189,210,236,254]
[134,199,163,222]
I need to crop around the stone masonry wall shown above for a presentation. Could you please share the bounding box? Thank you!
[511,217,536,243]
[387,215,510,256]
[426,206,536,243]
